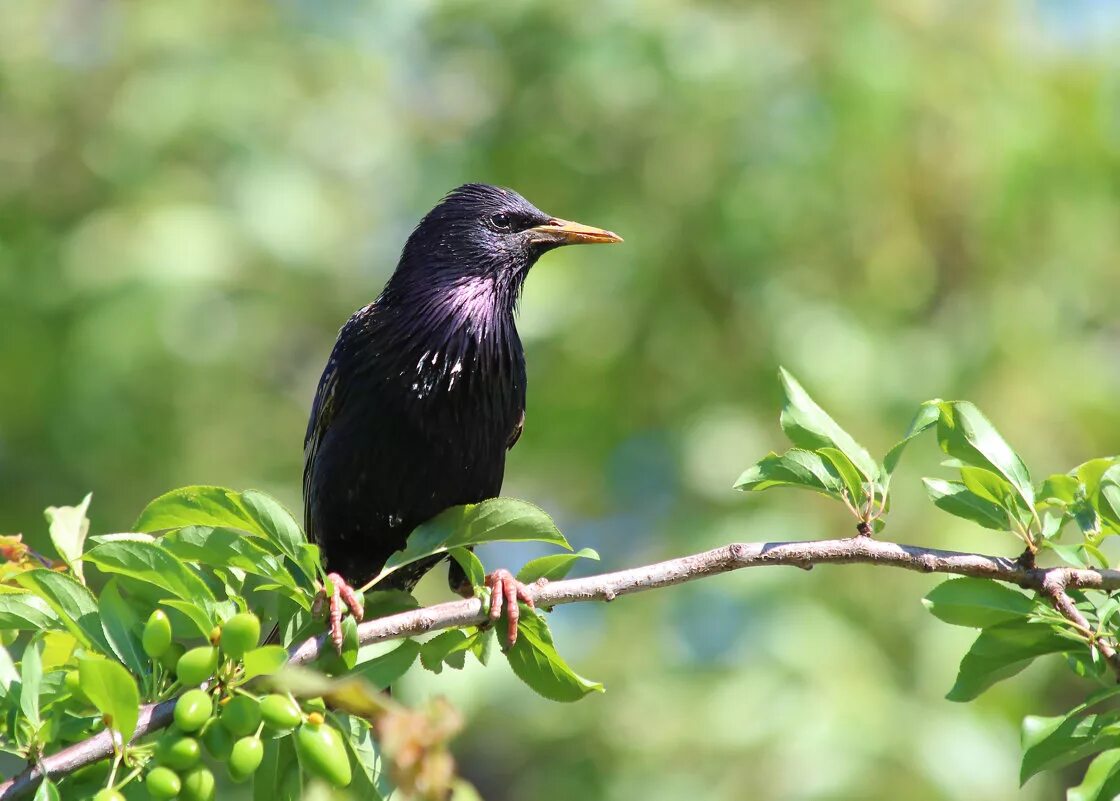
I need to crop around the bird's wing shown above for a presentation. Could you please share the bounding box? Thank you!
[302,352,339,531]
[507,409,525,450]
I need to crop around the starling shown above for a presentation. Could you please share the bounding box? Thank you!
[303,184,622,647]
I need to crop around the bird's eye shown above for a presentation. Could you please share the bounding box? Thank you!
[490,213,513,231]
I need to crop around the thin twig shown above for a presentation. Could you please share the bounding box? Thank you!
[5,536,1120,799]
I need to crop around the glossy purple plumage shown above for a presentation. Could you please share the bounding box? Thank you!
[303,185,554,588]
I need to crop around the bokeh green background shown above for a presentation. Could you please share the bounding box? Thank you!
[4,1,1120,798]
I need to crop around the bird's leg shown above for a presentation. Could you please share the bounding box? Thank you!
[319,572,364,652]
[483,569,535,648]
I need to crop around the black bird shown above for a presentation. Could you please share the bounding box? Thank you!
[303,184,622,647]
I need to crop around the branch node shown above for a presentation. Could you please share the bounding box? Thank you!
[1016,548,1037,571]
[602,589,616,602]
[855,521,873,537]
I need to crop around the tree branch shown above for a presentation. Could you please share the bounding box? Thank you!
[5,535,1120,799]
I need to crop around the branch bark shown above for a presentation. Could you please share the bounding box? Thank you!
[5,535,1120,799]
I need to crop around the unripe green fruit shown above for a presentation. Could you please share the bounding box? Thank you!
[157,734,201,770]
[145,766,181,799]
[174,689,213,733]
[220,612,260,659]
[93,790,125,801]
[220,695,261,737]
[296,721,352,788]
[260,694,302,732]
[228,736,264,782]
[142,610,173,658]
[201,718,233,760]
[180,766,216,801]
[176,646,218,687]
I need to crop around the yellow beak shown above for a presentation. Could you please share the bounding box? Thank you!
[527,218,624,246]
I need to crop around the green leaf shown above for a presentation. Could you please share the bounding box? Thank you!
[335,712,387,801]
[420,630,472,674]
[1045,541,1089,568]
[450,548,485,589]
[959,466,1017,507]
[0,644,19,698]
[255,736,298,801]
[777,367,880,482]
[947,619,1072,702]
[1040,473,1080,506]
[1068,748,1120,801]
[363,591,420,620]
[13,570,110,652]
[923,578,1034,628]
[32,779,59,801]
[339,616,359,670]
[349,639,420,689]
[1021,711,1120,785]
[44,493,91,584]
[935,401,1034,512]
[922,478,1011,530]
[162,527,309,608]
[506,607,604,702]
[160,599,217,639]
[734,449,844,497]
[83,542,216,618]
[517,548,600,583]
[376,499,568,586]
[0,593,61,631]
[240,490,307,569]
[883,400,941,477]
[78,656,139,741]
[469,626,496,666]
[242,646,289,681]
[98,579,148,677]
[818,447,866,504]
[136,486,263,534]
[19,639,42,729]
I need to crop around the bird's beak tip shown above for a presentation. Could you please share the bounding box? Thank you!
[529,218,624,246]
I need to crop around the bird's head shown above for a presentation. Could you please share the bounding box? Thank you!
[395,184,622,300]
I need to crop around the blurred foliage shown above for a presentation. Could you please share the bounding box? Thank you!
[3,1,1120,799]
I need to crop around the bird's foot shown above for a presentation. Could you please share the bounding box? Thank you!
[313,572,365,653]
[482,569,535,649]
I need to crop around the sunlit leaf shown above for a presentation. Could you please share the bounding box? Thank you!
[517,548,600,583]
[0,593,61,632]
[947,619,1072,702]
[98,579,148,677]
[923,578,1034,628]
[449,548,485,589]
[375,499,568,587]
[44,493,91,583]
[136,486,262,534]
[777,367,880,482]
[19,638,42,729]
[506,607,603,702]
[883,400,941,477]
[78,656,139,742]
[349,639,420,689]
[13,570,109,652]
[935,401,1034,512]
[420,630,472,674]
[734,449,844,497]
[83,541,216,619]
[1068,748,1120,801]
[243,646,290,681]
[922,478,1010,531]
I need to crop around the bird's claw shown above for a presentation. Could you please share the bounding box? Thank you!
[485,569,534,648]
[321,572,364,653]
